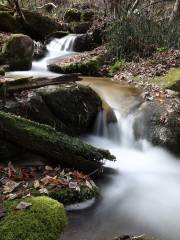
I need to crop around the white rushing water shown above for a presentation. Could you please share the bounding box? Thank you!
[7,34,77,78]
[79,79,180,240]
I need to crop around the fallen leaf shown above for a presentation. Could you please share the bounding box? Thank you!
[34,180,40,189]
[3,180,20,194]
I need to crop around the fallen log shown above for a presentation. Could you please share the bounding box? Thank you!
[1,74,80,93]
[0,111,115,172]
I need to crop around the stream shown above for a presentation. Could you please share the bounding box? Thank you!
[8,35,180,240]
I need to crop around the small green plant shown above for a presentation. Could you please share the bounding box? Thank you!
[109,59,126,73]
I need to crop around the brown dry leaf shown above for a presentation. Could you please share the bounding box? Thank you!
[34,180,40,189]
[3,180,20,194]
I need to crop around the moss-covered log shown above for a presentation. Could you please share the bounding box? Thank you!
[0,111,115,172]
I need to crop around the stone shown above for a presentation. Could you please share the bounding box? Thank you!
[2,34,34,70]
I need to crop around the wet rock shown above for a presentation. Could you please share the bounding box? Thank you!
[38,83,102,134]
[70,21,91,34]
[73,34,95,52]
[133,100,180,155]
[4,83,102,135]
[2,34,34,70]
[33,41,47,60]
[45,31,69,43]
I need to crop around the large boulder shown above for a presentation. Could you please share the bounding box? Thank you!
[18,10,69,40]
[133,100,180,155]
[2,34,34,70]
[0,11,21,33]
[38,84,102,134]
[4,83,102,135]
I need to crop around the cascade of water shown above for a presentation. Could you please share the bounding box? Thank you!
[7,34,77,77]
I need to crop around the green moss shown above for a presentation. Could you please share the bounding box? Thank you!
[48,56,101,76]
[64,8,81,23]
[81,10,95,22]
[152,68,180,88]
[0,196,67,240]
[109,59,126,74]
[30,186,98,205]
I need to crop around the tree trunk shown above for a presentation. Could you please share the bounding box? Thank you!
[169,0,180,24]
[0,111,115,172]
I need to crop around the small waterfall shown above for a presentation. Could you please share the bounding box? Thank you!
[93,110,135,147]
[7,34,78,77]
[46,34,77,53]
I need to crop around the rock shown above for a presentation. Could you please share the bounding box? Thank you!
[64,8,81,23]
[48,53,104,76]
[19,10,68,40]
[73,34,95,52]
[4,83,102,135]
[70,21,91,34]
[45,31,69,43]
[0,139,24,160]
[38,84,102,134]
[2,34,34,70]
[0,196,67,240]
[133,101,180,155]
[33,41,47,60]
[0,11,21,33]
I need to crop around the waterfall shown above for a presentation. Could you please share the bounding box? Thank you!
[7,34,77,77]
[75,78,180,240]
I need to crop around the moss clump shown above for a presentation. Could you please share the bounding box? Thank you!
[64,8,81,23]
[109,59,126,74]
[152,68,180,92]
[48,56,101,76]
[81,10,95,22]
[0,196,67,240]
[30,186,98,205]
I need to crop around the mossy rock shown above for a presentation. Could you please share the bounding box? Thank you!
[19,10,66,40]
[2,34,34,70]
[31,185,98,205]
[0,11,21,33]
[0,196,67,240]
[64,8,81,23]
[70,21,91,34]
[81,10,95,22]
[48,56,102,76]
[151,68,180,93]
